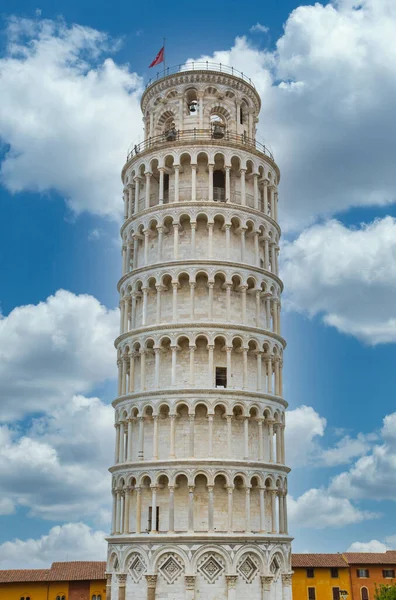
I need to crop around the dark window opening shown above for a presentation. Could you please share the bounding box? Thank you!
[164,173,169,203]
[240,107,244,124]
[260,258,264,269]
[383,570,395,578]
[357,569,370,578]
[148,506,160,531]
[307,568,315,578]
[213,170,226,201]
[333,587,340,600]
[331,568,339,578]
[216,367,227,388]
[361,587,369,600]
[308,587,316,600]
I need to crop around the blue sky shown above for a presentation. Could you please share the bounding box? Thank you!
[1,0,396,566]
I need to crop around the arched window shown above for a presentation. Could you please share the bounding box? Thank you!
[213,170,225,201]
[56,595,66,600]
[361,587,369,600]
[92,595,102,600]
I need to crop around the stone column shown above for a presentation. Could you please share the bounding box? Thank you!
[155,285,163,323]
[122,245,127,274]
[117,360,122,397]
[154,347,160,389]
[188,486,194,531]
[227,486,234,531]
[283,493,288,534]
[191,222,196,254]
[171,345,177,386]
[124,487,131,533]
[226,346,232,387]
[142,287,148,326]
[115,424,120,463]
[127,418,133,461]
[159,167,165,204]
[208,281,214,319]
[168,485,175,532]
[226,575,238,600]
[240,168,246,205]
[256,351,262,391]
[126,243,131,273]
[241,285,247,324]
[208,344,214,387]
[208,414,214,457]
[119,421,125,463]
[150,486,157,532]
[267,357,273,394]
[173,224,179,260]
[170,414,176,458]
[140,348,146,390]
[227,415,232,456]
[172,282,178,322]
[281,574,293,600]
[174,165,180,202]
[225,166,231,201]
[189,282,196,320]
[259,487,266,532]
[271,489,277,533]
[253,173,259,209]
[240,227,246,262]
[111,492,116,533]
[191,164,197,201]
[185,575,196,600]
[105,573,112,600]
[115,490,121,533]
[145,172,151,209]
[157,226,164,261]
[208,485,214,532]
[143,229,150,264]
[268,419,274,462]
[134,177,140,214]
[129,352,135,393]
[242,347,248,389]
[153,415,159,460]
[254,232,260,266]
[258,418,264,460]
[261,576,274,600]
[130,293,137,329]
[189,345,196,386]
[189,415,195,457]
[138,417,144,460]
[208,163,214,201]
[208,223,214,258]
[243,417,249,459]
[121,358,127,395]
[264,236,269,270]
[278,491,285,533]
[255,289,261,326]
[225,284,232,321]
[225,224,231,259]
[117,574,127,600]
[145,575,157,600]
[136,487,142,533]
[245,486,251,532]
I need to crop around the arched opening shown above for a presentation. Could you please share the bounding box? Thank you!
[213,474,228,532]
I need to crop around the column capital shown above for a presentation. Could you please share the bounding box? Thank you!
[190,221,197,229]
[189,345,197,352]
[227,485,234,493]
[145,574,158,588]
[150,484,158,491]
[281,573,293,586]
[117,573,127,585]
[261,575,274,590]
[207,484,214,492]
[226,575,238,588]
[188,485,195,493]
[185,575,196,590]
[188,413,195,421]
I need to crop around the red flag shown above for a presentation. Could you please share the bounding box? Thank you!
[149,46,165,68]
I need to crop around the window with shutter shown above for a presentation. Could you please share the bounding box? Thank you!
[357,569,370,578]
[307,568,315,578]
[361,587,369,600]
[383,569,395,578]
[331,568,339,578]
[333,587,340,600]
[308,587,316,600]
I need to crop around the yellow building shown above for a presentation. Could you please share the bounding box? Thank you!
[0,561,106,600]
[292,554,352,600]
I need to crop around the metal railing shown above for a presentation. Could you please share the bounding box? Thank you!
[127,129,274,162]
[145,61,256,89]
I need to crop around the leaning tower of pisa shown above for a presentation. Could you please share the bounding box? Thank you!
[106,63,292,600]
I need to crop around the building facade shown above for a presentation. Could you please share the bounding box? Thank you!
[106,63,292,600]
[292,554,352,600]
[344,552,396,600]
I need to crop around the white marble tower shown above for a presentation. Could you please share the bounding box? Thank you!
[106,63,292,600]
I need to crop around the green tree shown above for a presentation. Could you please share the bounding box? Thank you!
[375,584,396,600]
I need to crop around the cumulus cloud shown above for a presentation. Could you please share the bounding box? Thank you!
[286,405,326,467]
[0,17,143,218]
[250,23,269,33]
[0,395,113,521]
[289,488,379,529]
[189,0,396,229]
[282,217,396,343]
[347,540,389,552]
[0,289,118,421]
[0,523,107,568]
[330,412,396,500]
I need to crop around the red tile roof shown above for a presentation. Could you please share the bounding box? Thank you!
[344,551,396,565]
[292,554,349,568]
[0,561,106,583]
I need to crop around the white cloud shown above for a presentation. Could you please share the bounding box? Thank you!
[289,488,379,529]
[250,23,269,33]
[0,17,143,218]
[282,217,396,344]
[330,412,396,500]
[347,540,389,552]
[0,289,118,421]
[286,405,326,467]
[0,523,106,568]
[320,433,376,467]
[0,395,113,522]
[189,0,396,229]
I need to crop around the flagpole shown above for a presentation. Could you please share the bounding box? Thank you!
[163,37,166,76]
